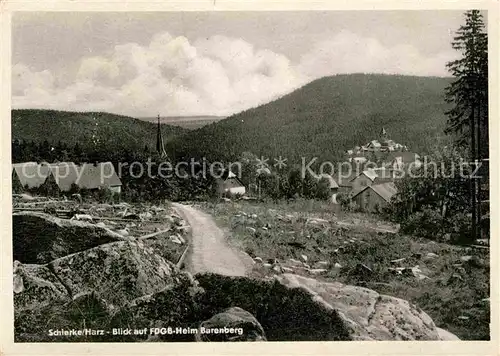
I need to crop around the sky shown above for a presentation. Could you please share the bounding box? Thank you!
[12,11,474,117]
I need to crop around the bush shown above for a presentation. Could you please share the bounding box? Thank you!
[400,208,444,239]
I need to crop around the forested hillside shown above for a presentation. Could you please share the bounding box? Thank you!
[166,74,452,163]
[12,109,186,153]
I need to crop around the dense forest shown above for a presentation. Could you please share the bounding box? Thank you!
[166,74,453,163]
[12,109,187,154]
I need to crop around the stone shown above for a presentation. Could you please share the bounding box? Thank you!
[246,227,256,234]
[333,263,342,269]
[301,254,308,262]
[272,265,283,273]
[253,257,263,263]
[251,214,258,219]
[169,235,183,244]
[197,307,267,341]
[288,258,302,266]
[390,258,406,265]
[13,212,125,264]
[275,274,441,340]
[460,255,473,262]
[263,263,272,268]
[13,262,69,312]
[436,327,460,340]
[48,241,178,309]
[282,266,294,273]
[307,218,329,226]
[72,214,93,221]
[308,268,328,275]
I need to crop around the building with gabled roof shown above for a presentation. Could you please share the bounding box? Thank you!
[12,161,122,194]
[352,182,398,213]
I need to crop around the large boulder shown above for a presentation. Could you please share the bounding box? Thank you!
[49,240,176,308]
[197,307,267,341]
[13,212,126,264]
[275,274,440,340]
[13,261,69,312]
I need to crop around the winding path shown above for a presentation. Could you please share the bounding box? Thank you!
[171,203,250,276]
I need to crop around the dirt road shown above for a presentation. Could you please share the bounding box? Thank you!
[171,203,251,277]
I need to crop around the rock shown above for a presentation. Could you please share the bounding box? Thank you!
[437,327,460,340]
[177,235,186,244]
[333,262,342,269]
[263,263,272,268]
[424,252,439,260]
[272,265,283,273]
[169,235,183,244]
[460,255,473,262]
[95,222,106,228]
[308,268,327,275]
[390,258,406,265]
[139,212,153,221]
[246,227,256,234]
[13,212,125,264]
[72,214,93,221]
[300,254,308,262]
[222,197,231,202]
[253,257,263,263]
[261,226,268,231]
[116,228,129,237]
[14,262,69,312]
[250,214,258,219]
[307,218,329,226]
[48,241,178,308]
[288,258,302,266]
[458,315,469,321]
[282,266,294,273]
[197,307,267,341]
[275,274,441,340]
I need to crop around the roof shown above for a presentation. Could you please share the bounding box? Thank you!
[12,162,50,188]
[12,161,122,191]
[371,182,398,202]
[386,152,420,164]
[317,174,339,189]
[353,182,398,202]
[76,162,122,190]
[350,169,377,182]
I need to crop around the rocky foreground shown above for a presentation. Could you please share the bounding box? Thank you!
[13,209,459,342]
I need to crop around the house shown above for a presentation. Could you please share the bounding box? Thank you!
[317,174,340,203]
[217,170,246,196]
[12,162,51,190]
[365,140,382,151]
[352,182,398,213]
[349,169,378,193]
[12,161,122,194]
[384,152,421,170]
[77,162,122,193]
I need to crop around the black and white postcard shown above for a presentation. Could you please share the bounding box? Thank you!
[0,1,498,355]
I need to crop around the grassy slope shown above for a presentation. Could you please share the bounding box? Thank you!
[169,74,452,162]
[12,109,187,152]
[201,200,489,340]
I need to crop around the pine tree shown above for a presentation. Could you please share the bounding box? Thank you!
[445,10,488,157]
[445,10,488,241]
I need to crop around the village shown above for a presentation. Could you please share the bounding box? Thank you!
[12,126,425,214]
